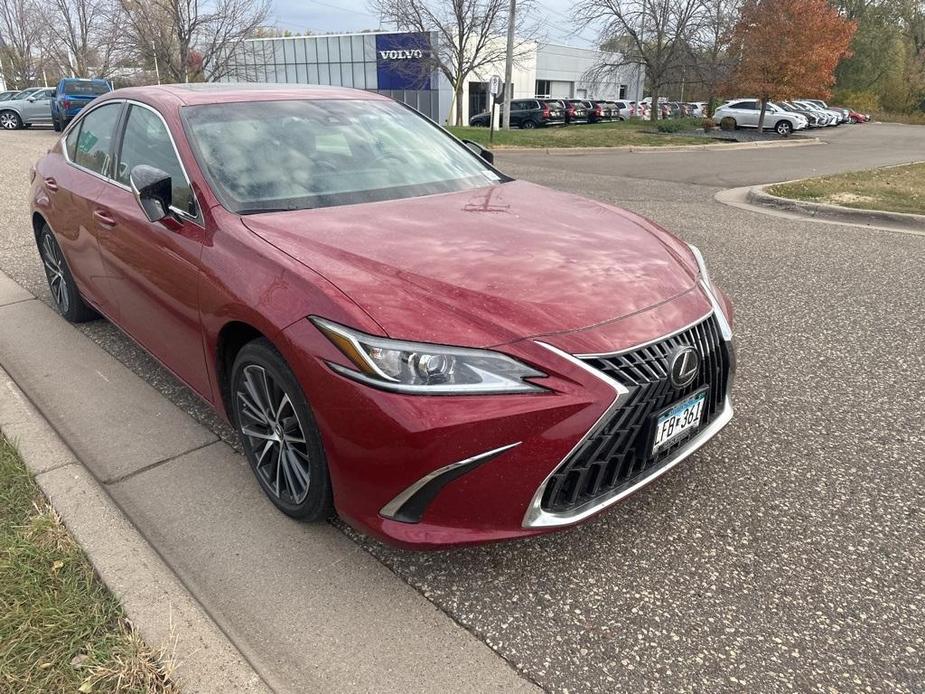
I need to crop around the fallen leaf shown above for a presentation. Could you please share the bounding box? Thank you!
[52,560,64,572]
[78,681,94,693]
[39,662,52,669]
[71,653,89,668]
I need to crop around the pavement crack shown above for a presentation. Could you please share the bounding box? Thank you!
[105,438,221,485]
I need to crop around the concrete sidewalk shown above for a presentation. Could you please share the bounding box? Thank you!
[0,269,538,693]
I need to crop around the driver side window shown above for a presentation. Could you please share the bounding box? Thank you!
[117,104,195,217]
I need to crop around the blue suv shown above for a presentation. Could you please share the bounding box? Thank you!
[51,78,112,131]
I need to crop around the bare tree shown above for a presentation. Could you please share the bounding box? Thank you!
[0,0,43,87]
[575,0,709,120]
[687,0,739,113]
[369,0,536,125]
[120,0,270,82]
[44,0,126,77]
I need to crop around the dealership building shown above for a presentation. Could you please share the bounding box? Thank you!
[222,31,643,124]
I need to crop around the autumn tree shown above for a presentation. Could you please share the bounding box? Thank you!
[725,0,856,131]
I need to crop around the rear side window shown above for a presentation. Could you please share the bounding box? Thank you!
[65,124,80,160]
[116,105,195,216]
[63,81,109,96]
[74,103,122,176]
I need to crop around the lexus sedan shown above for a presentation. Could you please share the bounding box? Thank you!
[29,84,735,549]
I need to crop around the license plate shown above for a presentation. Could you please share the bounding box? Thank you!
[652,390,706,453]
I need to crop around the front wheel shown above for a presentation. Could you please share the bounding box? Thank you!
[775,120,793,136]
[232,339,333,521]
[0,110,22,130]
[38,225,98,323]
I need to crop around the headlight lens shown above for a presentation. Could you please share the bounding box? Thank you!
[311,317,546,394]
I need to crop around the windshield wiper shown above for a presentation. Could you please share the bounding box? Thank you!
[237,206,302,215]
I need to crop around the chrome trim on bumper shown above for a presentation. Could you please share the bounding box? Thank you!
[522,397,733,528]
[380,442,521,522]
[524,304,735,529]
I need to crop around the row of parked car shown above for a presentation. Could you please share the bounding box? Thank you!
[468,95,871,133]
[0,78,112,131]
[468,98,641,129]
[713,98,871,135]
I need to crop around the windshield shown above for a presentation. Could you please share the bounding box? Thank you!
[64,81,109,96]
[182,99,502,214]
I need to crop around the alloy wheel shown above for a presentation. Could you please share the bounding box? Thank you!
[40,234,69,314]
[236,364,312,504]
[0,111,19,129]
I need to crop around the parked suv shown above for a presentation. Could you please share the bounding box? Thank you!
[0,87,55,130]
[508,98,564,128]
[51,78,112,131]
[713,99,808,135]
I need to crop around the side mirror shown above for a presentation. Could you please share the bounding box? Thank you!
[463,139,494,165]
[130,165,172,222]
[26,96,36,102]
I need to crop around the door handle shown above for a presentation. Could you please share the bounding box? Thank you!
[44,177,58,192]
[92,209,116,228]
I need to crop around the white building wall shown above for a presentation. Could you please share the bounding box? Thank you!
[536,43,644,102]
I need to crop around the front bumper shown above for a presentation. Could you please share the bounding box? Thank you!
[280,290,735,549]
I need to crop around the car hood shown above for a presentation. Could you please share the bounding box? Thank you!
[242,180,699,347]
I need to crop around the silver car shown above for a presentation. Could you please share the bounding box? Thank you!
[0,87,55,130]
[714,99,808,135]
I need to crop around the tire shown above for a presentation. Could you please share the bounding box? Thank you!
[0,110,22,130]
[53,115,62,132]
[522,119,537,129]
[231,339,334,522]
[775,120,793,136]
[37,225,98,323]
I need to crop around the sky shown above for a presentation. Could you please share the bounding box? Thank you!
[267,0,599,47]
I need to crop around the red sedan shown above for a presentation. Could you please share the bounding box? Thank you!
[29,84,735,548]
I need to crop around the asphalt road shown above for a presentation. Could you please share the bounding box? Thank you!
[1,123,922,692]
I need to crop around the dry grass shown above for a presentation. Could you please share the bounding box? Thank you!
[768,162,925,216]
[0,436,178,693]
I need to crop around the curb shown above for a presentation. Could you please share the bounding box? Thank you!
[0,365,272,694]
[746,184,925,233]
[493,137,823,155]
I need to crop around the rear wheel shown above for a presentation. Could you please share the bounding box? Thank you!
[0,110,22,130]
[37,225,98,323]
[52,114,63,132]
[775,120,793,136]
[522,119,537,129]
[231,339,333,521]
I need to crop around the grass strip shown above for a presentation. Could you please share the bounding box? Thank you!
[0,436,177,693]
[447,120,717,148]
[769,162,925,216]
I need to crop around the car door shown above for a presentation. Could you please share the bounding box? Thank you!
[53,100,126,317]
[22,88,54,124]
[94,101,212,399]
[508,100,524,126]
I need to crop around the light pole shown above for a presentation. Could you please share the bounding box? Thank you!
[501,0,516,129]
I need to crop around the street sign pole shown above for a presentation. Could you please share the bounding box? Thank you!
[488,74,502,146]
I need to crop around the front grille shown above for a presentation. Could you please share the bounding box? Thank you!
[541,315,730,514]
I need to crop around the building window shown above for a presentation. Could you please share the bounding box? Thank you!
[535,79,551,97]
[619,84,627,99]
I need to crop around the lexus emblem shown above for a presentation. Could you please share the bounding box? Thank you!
[668,346,700,388]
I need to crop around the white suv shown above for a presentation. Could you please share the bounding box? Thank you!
[714,100,808,135]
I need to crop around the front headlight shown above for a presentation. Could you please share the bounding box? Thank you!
[311,317,547,394]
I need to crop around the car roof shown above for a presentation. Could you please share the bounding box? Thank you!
[96,82,390,109]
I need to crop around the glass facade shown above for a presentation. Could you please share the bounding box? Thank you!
[224,32,441,120]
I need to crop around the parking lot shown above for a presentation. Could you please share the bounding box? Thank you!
[1,123,923,691]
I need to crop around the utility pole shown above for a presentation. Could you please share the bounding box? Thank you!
[501,0,516,129]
